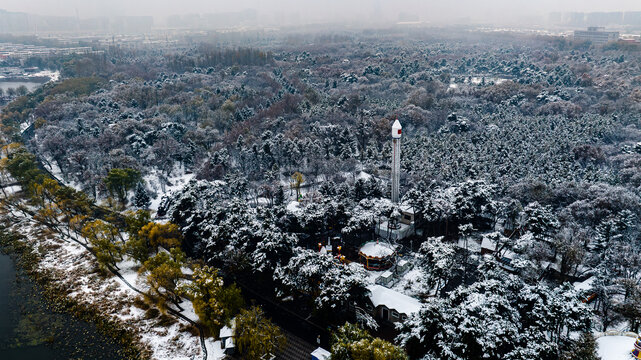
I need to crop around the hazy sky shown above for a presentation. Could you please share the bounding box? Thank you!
[1,0,640,23]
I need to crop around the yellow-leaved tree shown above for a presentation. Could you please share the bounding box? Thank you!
[139,247,185,312]
[291,171,305,200]
[139,222,182,250]
[82,219,123,270]
[330,322,408,360]
[235,306,286,360]
[179,265,244,333]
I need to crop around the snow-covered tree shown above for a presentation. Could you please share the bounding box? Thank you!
[274,247,335,297]
[397,257,592,360]
[315,263,369,313]
[418,236,458,296]
[251,226,298,274]
[133,181,151,209]
[521,201,559,239]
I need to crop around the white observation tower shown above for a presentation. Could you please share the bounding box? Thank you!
[391,119,402,203]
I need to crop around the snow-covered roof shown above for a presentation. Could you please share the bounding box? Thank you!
[219,319,235,339]
[367,284,421,315]
[359,242,395,258]
[399,204,415,214]
[457,237,483,253]
[311,347,331,360]
[220,326,233,339]
[356,171,372,180]
[377,220,414,240]
[480,237,497,252]
[597,335,636,360]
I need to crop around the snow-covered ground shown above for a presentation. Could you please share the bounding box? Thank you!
[573,276,594,292]
[144,168,195,212]
[597,336,636,360]
[286,200,302,214]
[33,69,60,82]
[391,268,426,297]
[38,158,197,214]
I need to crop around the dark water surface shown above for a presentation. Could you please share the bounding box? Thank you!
[0,252,125,360]
[0,81,44,93]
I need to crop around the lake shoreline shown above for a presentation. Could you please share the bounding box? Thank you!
[0,76,50,83]
[0,200,205,359]
[0,229,150,360]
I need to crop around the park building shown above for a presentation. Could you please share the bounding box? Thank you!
[574,27,620,45]
[358,241,397,271]
[366,284,421,324]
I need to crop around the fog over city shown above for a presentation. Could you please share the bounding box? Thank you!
[1,0,641,25]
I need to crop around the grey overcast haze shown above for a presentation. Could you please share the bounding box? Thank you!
[1,0,641,25]
[4,0,641,357]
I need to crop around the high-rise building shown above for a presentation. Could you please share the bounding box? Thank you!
[0,9,30,33]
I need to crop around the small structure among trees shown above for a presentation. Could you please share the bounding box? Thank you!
[358,241,396,270]
[366,285,420,324]
[376,205,416,240]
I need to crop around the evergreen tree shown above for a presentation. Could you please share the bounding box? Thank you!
[123,210,153,263]
[418,237,458,296]
[397,257,592,360]
[319,180,337,197]
[560,333,599,360]
[133,182,151,209]
[274,185,285,206]
[104,168,141,206]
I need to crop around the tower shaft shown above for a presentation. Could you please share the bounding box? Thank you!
[391,137,401,203]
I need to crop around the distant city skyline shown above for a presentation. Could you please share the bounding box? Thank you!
[1,0,641,25]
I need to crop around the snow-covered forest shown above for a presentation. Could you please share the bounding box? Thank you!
[2,26,641,360]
